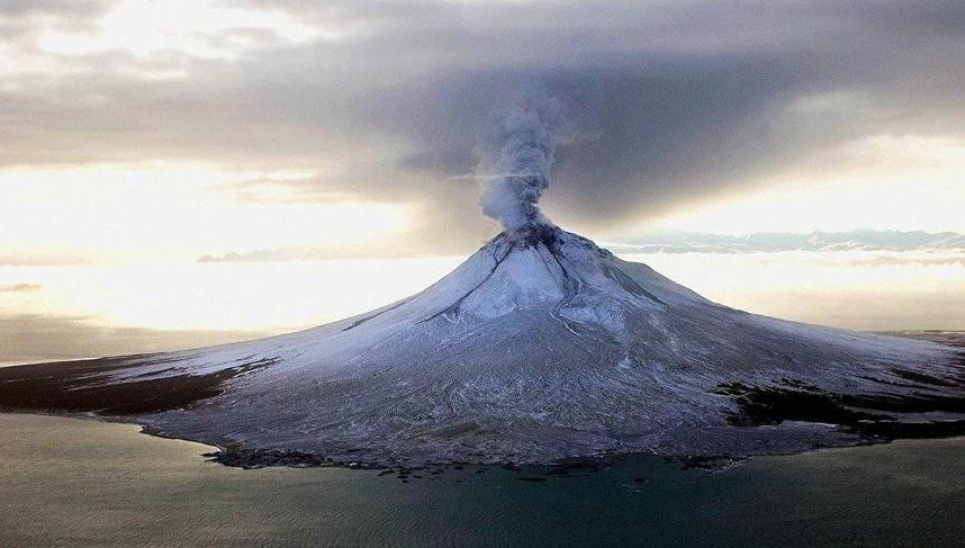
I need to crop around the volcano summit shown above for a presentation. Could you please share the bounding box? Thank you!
[2,223,963,467]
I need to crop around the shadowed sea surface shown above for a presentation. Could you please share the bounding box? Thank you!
[0,414,962,547]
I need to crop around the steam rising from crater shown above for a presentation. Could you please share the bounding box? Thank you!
[478,92,571,233]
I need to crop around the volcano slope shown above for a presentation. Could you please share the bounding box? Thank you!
[2,225,963,467]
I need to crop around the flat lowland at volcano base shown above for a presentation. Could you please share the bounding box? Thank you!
[0,355,275,415]
[1,413,963,547]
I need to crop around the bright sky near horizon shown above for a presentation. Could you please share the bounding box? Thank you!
[1,0,964,357]
[2,134,964,265]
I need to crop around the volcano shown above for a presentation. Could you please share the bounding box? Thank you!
[3,224,963,467]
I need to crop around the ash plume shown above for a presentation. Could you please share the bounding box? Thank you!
[477,92,571,233]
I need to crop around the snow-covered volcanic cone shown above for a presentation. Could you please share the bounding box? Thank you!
[2,95,962,466]
[2,223,963,467]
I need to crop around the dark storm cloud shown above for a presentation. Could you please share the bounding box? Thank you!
[3,0,965,251]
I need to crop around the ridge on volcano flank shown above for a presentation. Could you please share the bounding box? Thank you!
[1,223,963,467]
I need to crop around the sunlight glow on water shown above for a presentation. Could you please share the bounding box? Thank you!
[0,258,462,332]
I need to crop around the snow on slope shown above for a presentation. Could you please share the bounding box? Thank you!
[35,225,965,466]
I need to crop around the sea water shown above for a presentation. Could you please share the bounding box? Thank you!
[0,414,962,546]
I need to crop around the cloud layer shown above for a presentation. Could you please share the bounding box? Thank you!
[609,229,965,254]
[3,0,965,252]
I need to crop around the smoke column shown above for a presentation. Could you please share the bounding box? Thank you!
[478,92,570,233]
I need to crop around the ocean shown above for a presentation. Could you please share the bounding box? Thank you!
[1,414,962,547]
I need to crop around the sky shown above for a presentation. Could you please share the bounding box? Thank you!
[1,0,964,359]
